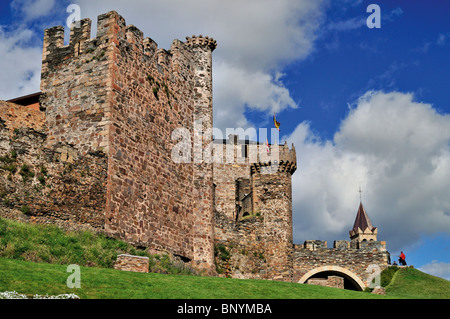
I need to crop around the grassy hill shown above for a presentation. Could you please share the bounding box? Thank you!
[385,266,450,299]
[0,217,449,299]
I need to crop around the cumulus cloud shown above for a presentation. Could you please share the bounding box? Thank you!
[72,0,327,130]
[285,91,450,252]
[213,63,297,130]
[0,0,67,100]
[11,0,57,21]
[419,261,450,281]
[0,26,42,100]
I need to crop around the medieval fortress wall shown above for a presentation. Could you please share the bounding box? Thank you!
[0,10,390,290]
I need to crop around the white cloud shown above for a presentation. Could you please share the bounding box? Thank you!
[11,0,57,21]
[415,32,450,53]
[213,62,297,130]
[0,0,65,100]
[0,26,42,100]
[285,91,450,251]
[436,32,450,46]
[419,261,450,281]
[327,16,367,31]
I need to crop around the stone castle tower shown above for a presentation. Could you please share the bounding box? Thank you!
[212,135,297,280]
[40,11,217,273]
[1,10,390,290]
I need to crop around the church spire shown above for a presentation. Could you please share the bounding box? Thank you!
[351,202,376,234]
[349,198,378,246]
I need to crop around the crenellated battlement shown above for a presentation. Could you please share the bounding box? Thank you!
[251,142,297,175]
[185,35,218,51]
[213,135,297,175]
[41,11,216,77]
[297,240,387,252]
[42,11,119,64]
[42,12,143,67]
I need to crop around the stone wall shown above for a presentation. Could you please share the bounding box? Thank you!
[214,212,267,279]
[0,101,45,134]
[114,254,149,273]
[212,140,297,280]
[40,18,111,156]
[213,206,390,289]
[214,162,250,222]
[251,170,294,281]
[102,12,198,260]
[0,102,107,232]
[188,35,217,274]
[212,137,252,222]
[307,276,344,289]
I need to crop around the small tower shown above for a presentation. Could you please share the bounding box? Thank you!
[185,35,218,275]
[349,201,378,248]
[251,142,297,280]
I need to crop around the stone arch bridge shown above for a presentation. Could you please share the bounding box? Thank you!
[291,240,390,290]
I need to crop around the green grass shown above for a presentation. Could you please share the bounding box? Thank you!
[0,258,385,299]
[385,267,450,299]
[0,217,146,268]
[0,217,195,275]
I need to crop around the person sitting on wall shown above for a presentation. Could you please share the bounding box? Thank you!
[399,251,407,266]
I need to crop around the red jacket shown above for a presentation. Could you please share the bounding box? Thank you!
[400,253,405,260]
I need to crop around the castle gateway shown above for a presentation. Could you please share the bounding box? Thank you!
[0,11,390,289]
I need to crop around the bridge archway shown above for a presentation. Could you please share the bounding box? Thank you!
[298,266,366,291]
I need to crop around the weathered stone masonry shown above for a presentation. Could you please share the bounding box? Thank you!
[213,137,297,281]
[0,101,107,231]
[293,240,390,289]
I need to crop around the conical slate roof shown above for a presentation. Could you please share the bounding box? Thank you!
[351,202,376,234]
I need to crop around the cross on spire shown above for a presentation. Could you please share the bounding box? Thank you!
[358,186,363,202]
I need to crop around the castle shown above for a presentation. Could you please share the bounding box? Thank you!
[0,11,390,291]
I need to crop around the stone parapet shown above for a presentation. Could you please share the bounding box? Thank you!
[185,35,217,51]
[250,143,297,175]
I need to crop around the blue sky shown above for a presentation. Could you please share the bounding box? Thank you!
[277,0,450,141]
[0,0,449,281]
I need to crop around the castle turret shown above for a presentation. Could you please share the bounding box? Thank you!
[186,35,217,274]
[250,142,297,280]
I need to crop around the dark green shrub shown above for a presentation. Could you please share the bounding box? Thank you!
[381,266,399,287]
